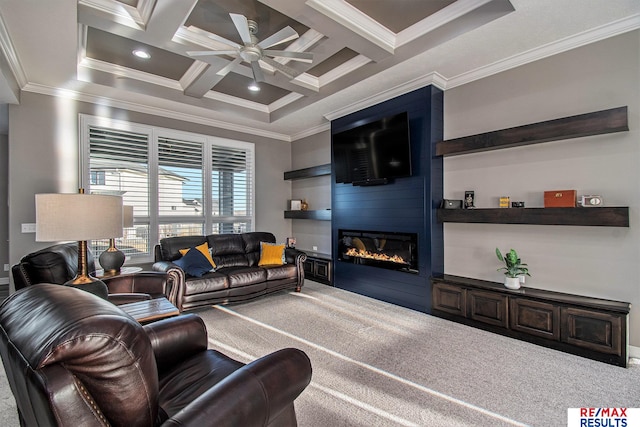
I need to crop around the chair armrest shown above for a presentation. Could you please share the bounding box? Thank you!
[103,271,169,299]
[160,348,312,427]
[143,314,207,372]
[108,292,152,305]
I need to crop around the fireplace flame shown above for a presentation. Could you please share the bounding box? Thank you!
[345,247,408,264]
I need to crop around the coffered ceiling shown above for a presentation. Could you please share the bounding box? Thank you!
[0,0,638,140]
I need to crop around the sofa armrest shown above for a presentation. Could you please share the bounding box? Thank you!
[285,248,307,290]
[103,271,170,299]
[160,348,312,427]
[151,262,185,310]
[143,314,208,372]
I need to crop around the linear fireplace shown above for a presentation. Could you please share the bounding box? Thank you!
[338,229,418,274]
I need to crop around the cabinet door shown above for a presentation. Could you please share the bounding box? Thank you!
[303,259,314,276]
[561,307,623,356]
[510,298,560,340]
[467,290,508,328]
[314,259,331,282]
[432,282,466,316]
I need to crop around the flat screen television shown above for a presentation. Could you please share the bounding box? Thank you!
[332,111,412,186]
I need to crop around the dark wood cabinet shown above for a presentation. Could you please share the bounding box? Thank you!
[431,275,630,367]
[303,252,332,285]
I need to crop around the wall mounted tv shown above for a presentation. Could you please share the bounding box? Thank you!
[333,111,412,186]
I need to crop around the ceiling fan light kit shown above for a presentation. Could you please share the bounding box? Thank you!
[187,13,313,84]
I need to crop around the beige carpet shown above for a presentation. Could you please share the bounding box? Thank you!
[1,281,639,426]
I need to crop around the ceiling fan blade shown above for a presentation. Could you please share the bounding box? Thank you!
[216,56,242,77]
[187,25,241,49]
[263,50,313,63]
[261,56,301,79]
[257,26,299,49]
[230,13,252,44]
[186,50,238,57]
[251,61,265,83]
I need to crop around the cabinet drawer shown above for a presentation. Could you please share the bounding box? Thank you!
[561,307,624,356]
[303,259,314,275]
[467,290,508,328]
[510,298,560,340]
[432,282,465,316]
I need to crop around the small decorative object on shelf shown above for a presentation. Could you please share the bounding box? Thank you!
[289,200,302,210]
[495,248,531,290]
[301,199,309,211]
[511,201,525,208]
[464,191,475,209]
[578,195,603,207]
[544,189,577,207]
[441,199,462,209]
[286,237,296,248]
[499,196,510,208]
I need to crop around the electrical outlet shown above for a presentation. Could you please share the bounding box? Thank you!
[21,223,36,233]
[3,264,8,272]
[312,246,318,251]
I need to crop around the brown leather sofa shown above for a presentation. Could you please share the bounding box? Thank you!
[12,243,172,305]
[152,232,307,312]
[0,284,312,426]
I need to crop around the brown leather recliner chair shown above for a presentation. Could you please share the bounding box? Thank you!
[12,243,173,305]
[0,284,312,426]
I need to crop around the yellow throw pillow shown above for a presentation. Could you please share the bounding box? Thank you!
[180,242,216,270]
[258,242,285,266]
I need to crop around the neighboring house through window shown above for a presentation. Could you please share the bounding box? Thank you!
[79,114,255,263]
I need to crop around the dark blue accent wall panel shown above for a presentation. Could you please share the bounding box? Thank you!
[331,86,443,313]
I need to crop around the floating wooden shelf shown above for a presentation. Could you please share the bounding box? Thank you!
[437,207,629,227]
[436,106,628,157]
[284,210,331,221]
[284,164,331,180]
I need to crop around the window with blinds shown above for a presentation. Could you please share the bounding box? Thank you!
[80,115,255,263]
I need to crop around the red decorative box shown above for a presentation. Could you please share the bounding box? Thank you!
[544,190,577,208]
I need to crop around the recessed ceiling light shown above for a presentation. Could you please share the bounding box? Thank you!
[132,49,151,59]
[248,82,260,92]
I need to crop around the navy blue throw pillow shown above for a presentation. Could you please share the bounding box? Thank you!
[174,247,213,277]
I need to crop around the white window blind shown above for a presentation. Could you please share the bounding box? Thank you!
[80,115,255,263]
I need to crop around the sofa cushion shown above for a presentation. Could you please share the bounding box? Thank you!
[183,272,229,296]
[174,249,214,278]
[263,264,297,281]
[179,242,216,271]
[258,242,285,266]
[222,267,268,288]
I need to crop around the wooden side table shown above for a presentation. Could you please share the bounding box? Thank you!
[95,266,143,278]
[119,297,179,324]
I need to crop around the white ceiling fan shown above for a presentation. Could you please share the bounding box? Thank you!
[186,13,313,83]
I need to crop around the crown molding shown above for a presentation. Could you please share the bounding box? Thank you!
[324,71,446,121]
[446,13,640,89]
[79,0,147,30]
[291,121,331,141]
[0,11,27,90]
[22,82,292,142]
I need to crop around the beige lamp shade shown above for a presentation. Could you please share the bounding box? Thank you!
[36,193,123,242]
[123,205,134,228]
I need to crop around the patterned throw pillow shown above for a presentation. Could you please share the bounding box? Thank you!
[174,247,214,277]
[258,242,286,266]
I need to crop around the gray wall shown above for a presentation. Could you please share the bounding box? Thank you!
[7,92,292,290]
[0,133,7,284]
[443,31,640,347]
[290,130,331,254]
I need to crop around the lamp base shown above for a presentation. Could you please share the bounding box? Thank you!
[64,276,109,300]
[99,239,126,274]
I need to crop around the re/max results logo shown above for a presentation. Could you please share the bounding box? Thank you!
[568,408,640,427]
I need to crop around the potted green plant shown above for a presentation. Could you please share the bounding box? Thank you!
[495,248,531,289]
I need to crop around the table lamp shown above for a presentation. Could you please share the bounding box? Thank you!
[35,191,123,299]
[99,205,134,274]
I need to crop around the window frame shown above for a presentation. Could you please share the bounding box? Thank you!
[79,114,255,263]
